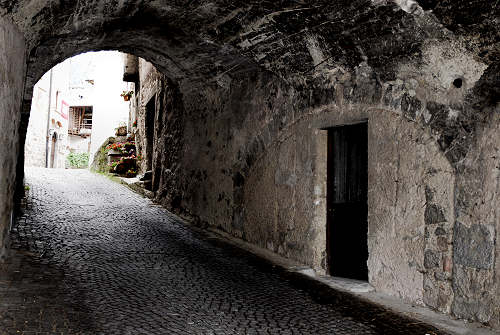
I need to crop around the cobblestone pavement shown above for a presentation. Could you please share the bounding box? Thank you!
[0,168,449,334]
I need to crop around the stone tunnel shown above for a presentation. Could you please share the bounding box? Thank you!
[0,0,499,330]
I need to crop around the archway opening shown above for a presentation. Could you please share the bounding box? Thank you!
[24,51,134,173]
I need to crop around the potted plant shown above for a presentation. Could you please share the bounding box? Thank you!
[121,90,134,101]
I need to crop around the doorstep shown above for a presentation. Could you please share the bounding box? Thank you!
[117,176,154,199]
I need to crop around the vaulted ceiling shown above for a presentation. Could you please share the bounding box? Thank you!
[0,1,497,104]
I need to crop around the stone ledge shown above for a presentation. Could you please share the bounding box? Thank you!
[117,176,154,199]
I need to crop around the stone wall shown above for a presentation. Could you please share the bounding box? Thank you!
[129,58,499,324]
[0,17,26,260]
[133,59,161,174]
[451,108,500,327]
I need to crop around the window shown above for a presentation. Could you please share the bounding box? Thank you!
[68,106,93,136]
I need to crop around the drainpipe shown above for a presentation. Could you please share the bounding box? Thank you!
[45,69,54,168]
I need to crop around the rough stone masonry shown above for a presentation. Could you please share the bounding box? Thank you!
[0,0,498,330]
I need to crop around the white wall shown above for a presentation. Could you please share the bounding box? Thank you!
[88,51,130,164]
[69,135,90,153]
[24,72,50,167]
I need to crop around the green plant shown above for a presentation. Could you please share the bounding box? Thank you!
[125,168,137,178]
[109,161,119,168]
[99,146,109,163]
[67,152,90,169]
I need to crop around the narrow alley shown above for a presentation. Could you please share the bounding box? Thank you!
[0,168,446,334]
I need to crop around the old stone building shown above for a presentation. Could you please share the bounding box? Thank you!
[24,63,69,169]
[0,0,499,330]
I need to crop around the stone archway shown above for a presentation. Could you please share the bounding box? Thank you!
[0,0,499,328]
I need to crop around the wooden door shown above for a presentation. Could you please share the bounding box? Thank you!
[50,133,57,168]
[327,122,368,280]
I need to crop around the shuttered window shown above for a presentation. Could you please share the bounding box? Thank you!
[68,106,93,136]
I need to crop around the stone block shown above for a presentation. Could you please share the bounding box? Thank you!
[434,227,446,236]
[424,249,440,269]
[452,295,494,323]
[424,204,446,225]
[434,271,448,281]
[442,256,452,273]
[453,222,494,269]
[437,236,448,251]
[401,93,422,121]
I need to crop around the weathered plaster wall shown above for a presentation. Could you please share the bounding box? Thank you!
[451,107,500,327]
[129,39,500,326]
[0,17,26,260]
[368,111,455,309]
[229,89,456,308]
[132,62,460,314]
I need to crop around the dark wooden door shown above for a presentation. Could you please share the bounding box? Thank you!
[327,122,368,280]
[50,133,57,169]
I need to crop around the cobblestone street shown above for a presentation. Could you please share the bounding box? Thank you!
[0,168,448,334]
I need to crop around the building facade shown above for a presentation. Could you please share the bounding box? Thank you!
[24,60,71,169]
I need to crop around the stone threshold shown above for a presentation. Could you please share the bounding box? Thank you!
[117,175,154,199]
[115,173,496,335]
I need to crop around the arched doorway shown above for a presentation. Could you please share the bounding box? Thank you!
[50,132,57,168]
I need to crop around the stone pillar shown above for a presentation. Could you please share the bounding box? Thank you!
[14,100,32,212]
[0,17,27,260]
